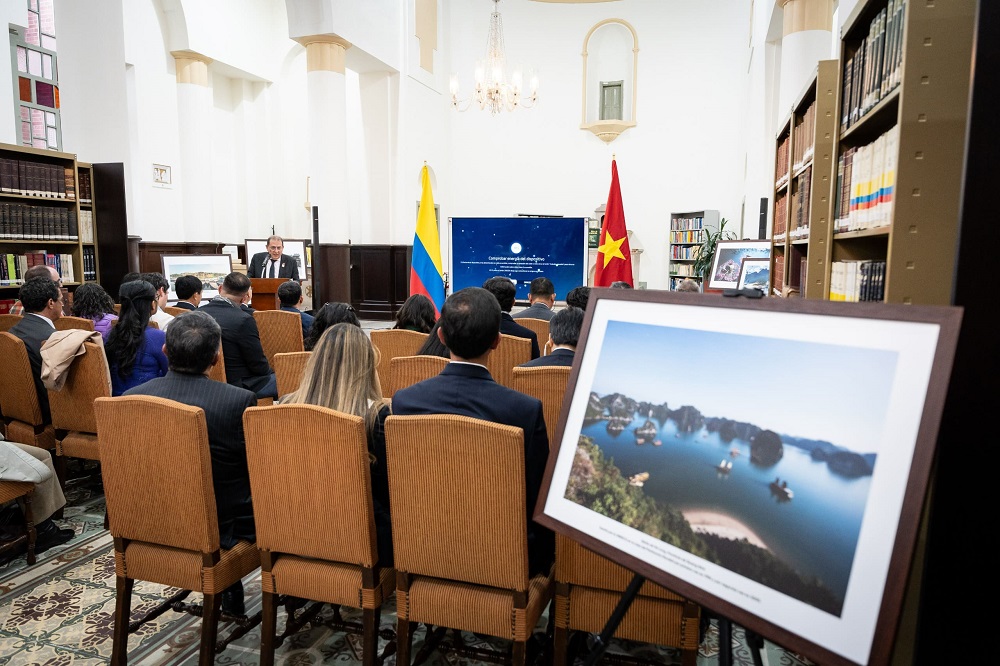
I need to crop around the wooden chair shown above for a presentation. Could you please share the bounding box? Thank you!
[484,333,532,389]
[553,535,701,666]
[55,316,96,332]
[163,306,190,317]
[273,351,311,398]
[94,395,262,666]
[0,480,38,565]
[511,366,572,448]
[48,340,112,467]
[0,333,56,454]
[147,320,159,330]
[370,329,428,397]
[385,414,553,666]
[386,355,448,397]
[112,303,121,315]
[516,317,550,354]
[208,355,227,383]
[0,313,23,332]
[253,309,305,367]
[244,404,395,666]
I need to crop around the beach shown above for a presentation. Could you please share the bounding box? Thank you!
[682,510,769,550]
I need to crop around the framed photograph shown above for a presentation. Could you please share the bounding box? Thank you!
[245,238,310,274]
[160,254,233,301]
[737,257,771,292]
[152,163,172,188]
[708,240,771,290]
[535,289,962,666]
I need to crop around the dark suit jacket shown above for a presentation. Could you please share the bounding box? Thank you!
[521,347,574,367]
[248,252,300,281]
[512,302,555,322]
[280,305,314,341]
[200,297,273,394]
[124,371,257,548]
[500,312,540,359]
[9,313,56,423]
[173,301,198,310]
[391,362,553,575]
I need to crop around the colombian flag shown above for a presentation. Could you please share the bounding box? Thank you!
[410,164,445,316]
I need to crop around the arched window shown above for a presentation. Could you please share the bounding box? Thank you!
[9,0,61,150]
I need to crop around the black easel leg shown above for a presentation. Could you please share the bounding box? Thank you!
[718,617,732,666]
[745,629,764,666]
[582,573,645,666]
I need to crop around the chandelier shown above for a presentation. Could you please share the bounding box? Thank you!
[449,0,538,114]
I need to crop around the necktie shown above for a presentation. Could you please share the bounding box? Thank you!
[268,260,276,279]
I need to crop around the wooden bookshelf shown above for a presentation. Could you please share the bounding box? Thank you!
[667,209,719,290]
[829,0,976,305]
[77,162,99,283]
[771,118,790,294]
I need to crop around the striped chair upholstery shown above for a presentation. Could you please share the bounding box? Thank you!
[0,333,56,454]
[0,314,23,332]
[0,480,38,565]
[48,340,112,464]
[385,414,553,666]
[484,334,532,389]
[55,316,96,332]
[515,317,550,354]
[162,306,190,317]
[386,355,448,397]
[272,351,311,399]
[370,329,429,398]
[252,309,305,367]
[94,395,261,666]
[511,365,572,449]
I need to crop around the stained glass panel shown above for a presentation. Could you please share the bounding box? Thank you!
[45,111,55,125]
[26,11,39,46]
[17,46,26,73]
[36,81,54,107]
[28,49,41,76]
[31,108,44,137]
[21,107,29,121]
[21,121,31,144]
[43,53,52,79]
[54,86,59,108]
[18,77,32,102]
[39,0,55,36]
[47,127,57,147]
[41,35,56,51]
[29,0,38,10]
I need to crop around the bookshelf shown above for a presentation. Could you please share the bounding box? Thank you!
[828,0,975,305]
[667,209,719,291]
[77,162,98,283]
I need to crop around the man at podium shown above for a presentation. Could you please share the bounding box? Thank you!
[248,235,300,281]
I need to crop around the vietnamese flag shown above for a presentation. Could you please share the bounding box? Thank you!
[594,159,634,287]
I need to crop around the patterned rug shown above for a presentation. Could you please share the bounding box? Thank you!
[0,465,815,665]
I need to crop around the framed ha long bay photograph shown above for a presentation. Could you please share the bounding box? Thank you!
[160,254,233,301]
[535,289,961,666]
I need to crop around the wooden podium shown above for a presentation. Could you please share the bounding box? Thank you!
[249,278,291,311]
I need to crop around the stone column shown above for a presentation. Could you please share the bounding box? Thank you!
[171,51,214,242]
[778,0,834,113]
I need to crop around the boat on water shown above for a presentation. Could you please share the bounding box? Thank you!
[729,447,740,457]
[770,478,794,501]
[628,471,650,487]
[653,439,662,446]
[716,459,733,474]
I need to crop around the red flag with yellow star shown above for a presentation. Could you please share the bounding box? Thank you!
[594,159,634,287]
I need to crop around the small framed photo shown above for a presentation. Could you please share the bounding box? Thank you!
[153,164,172,188]
[535,289,962,666]
[737,257,771,292]
[160,254,233,301]
[708,240,771,290]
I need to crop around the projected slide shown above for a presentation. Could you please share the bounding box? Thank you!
[449,217,587,302]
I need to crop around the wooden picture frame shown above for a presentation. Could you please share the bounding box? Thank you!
[534,288,962,666]
[737,257,771,292]
[708,240,771,290]
[160,254,233,301]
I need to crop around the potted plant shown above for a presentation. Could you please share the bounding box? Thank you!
[691,217,736,283]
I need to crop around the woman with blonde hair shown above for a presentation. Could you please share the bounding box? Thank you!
[280,322,394,564]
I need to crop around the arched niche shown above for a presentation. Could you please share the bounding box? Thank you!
[581,19,638,143]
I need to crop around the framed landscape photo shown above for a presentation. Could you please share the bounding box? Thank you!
[707,240,771,290]
[160,254,233,301]
[534,289,962,666]
[737,257,771,292]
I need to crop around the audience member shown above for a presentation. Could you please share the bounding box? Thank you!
[9,264,61,316]
[0,438,74,559]
[392,287,553,575]
[565,285,591,310]
[610,280,633,289]
[124,311,256,616]
[482,276,540,359]
[8,277,63,422]
[304,302,360,351]
[173,275,204,310]
[277,280,315,341]
[392,294,436,333]
[416,320,450,358]
[281,323,394,565]
[105,280,168,396]
[121,272,141,285]
[676,278,701,293]
[521,306,583,368]
[513,276,556,321]
[140,272,175,331]
[201,272,277,399]
[70,282,118,341]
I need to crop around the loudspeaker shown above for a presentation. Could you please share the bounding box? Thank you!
[758,197,769,239]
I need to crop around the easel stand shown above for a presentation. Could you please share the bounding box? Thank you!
[713,614,764,666]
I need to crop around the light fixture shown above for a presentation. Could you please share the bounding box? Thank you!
[450,0,538,114]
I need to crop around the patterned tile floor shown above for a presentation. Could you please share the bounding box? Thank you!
[0,465,816,666]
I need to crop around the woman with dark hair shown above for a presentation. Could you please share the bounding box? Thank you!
[105,280,168,395]
[281,323,394,565]
[71,282,118,340]
[416,319,450,359]
[392,294,436,334]
[304,302,361,351]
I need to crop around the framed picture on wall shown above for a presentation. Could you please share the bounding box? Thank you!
[707,240,771,290]
[160,254,233,301]
[534,288,962,666]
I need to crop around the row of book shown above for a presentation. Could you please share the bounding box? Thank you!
[0,158,76,200]
[773,192,788,238]
[0,203,79,240]
[669,229,704,244]
[1,250,77,285]
[772,254,785,294]
[775,133,790,187]
[789,165,813,240]
[669,216,708,231]
[78,169,93,204]
[79,209,96,243]
[670,245,703,261]
[842,0,906,132]
[0,298,16,315]
[669,264,698,277]
[834,125,898,232]
[791,100,816,172]
[829,260,886,302]
[82,246,97,282]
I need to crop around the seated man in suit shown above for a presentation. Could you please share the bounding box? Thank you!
[173,274,204,310]
[8,277,63,424]
[513,276,556,322]
[277,280,314,341]
[248,235,300,281]
[520,306,582,368]
[482,276,540,359]
[9,264,62,316]
[124,311,257,615]
[201,272,277,399]
[392,287,553,576]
